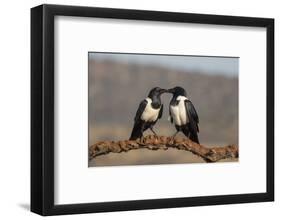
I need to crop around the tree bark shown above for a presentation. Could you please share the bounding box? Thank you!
[89,135,238,163]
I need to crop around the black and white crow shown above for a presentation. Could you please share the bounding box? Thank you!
[167,86,200,144]
[129,87,166,140]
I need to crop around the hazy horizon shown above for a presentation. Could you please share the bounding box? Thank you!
[89,52,239,77]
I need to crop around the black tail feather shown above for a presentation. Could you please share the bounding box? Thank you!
[182,126,199,144]
[189,132,200,144]
[129,122,143,140]
[181,126,190,138]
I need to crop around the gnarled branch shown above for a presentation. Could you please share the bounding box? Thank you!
[89,135,238,163]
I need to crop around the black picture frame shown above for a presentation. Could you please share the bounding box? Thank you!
[31,4,274,216]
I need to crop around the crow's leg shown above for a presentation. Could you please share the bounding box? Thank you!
[150,127,157,136]
[172,131,179,138]
[138,123,146,141]
[172,126,181,138]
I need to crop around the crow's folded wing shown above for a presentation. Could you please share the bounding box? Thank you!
[158,104,163,120]
[134,99,148,122]
[185,100,199,132]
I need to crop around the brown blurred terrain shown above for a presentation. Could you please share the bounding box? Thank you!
[88,57,238,166]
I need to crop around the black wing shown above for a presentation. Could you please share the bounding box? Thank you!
[185,100,200,143]
[130,99,148,140]
[134,99,148,122]
[185,100,199,130]
[158,104,163,120]
[168,106,173,124]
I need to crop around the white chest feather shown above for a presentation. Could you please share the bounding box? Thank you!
[170,96,189,126]
[141,98,160,122]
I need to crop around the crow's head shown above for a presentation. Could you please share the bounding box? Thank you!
[148,87,167,98]
[167,86,187,97]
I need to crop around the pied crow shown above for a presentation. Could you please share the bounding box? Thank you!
[168,86,200,144]
[129,87,166,140]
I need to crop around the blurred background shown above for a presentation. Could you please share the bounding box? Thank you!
[88,52,238,166]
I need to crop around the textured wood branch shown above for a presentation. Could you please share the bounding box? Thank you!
[89,135,238,163]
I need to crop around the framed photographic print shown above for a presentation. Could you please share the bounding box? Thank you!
[31,4,274,216]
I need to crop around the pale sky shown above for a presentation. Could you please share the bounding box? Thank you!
[89,52,239,77]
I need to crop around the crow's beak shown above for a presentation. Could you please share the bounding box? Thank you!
[167,88,174,93]
[160,89,167,94]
